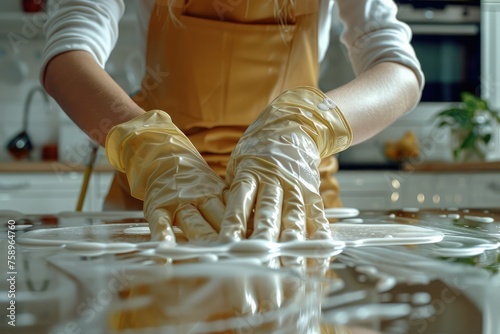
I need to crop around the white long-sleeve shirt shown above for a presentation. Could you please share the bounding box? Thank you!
[41,0,424,88]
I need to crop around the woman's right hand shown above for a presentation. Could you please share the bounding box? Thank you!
[106,110,227,244]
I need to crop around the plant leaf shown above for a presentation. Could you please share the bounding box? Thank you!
[481,134,492,144]
[460,130,478,150]
[434,108,474,127]
[491,111,500,123]
[461,91,486,111]
[437,121,449,128]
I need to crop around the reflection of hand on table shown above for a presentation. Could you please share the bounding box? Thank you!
[108,259,324,333]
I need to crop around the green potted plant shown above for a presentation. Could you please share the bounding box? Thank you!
[434,92,500,162]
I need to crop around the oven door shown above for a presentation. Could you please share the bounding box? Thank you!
[410,22,480,102]
[397,3,481,102]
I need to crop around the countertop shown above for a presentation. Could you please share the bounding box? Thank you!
[339,161,500,172]
[1,160,499,173]
[401,160,500,172]
[0,161,115,173]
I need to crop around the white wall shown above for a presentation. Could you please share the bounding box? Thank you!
[481,0,500,160]
[0,0,142,164]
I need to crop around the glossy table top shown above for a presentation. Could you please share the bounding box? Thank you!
[0,208,498,334]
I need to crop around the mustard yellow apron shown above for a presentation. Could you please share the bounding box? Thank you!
[104,0,342,211]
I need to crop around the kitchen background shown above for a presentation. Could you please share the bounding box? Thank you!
[1,0,499,213]
[0,0,143,165]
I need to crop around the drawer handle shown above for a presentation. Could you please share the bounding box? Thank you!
[0,181,31,190]
[488,182,500,193]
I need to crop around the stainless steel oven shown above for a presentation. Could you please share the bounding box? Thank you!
[396,1,481,102]
[321,0,500,165]
[395,1,500,161]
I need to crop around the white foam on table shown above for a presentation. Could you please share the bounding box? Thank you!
[330,223,444,247]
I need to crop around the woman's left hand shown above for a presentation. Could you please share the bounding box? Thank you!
[219,87,352,242]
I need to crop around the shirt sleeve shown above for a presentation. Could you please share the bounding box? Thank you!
[40,0,125,84]
[336,0,424,90]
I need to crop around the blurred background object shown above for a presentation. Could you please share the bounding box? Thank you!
[5,85,49,160]
[0,58,28,85]
[384,131,420,162]
[22,0,46,13]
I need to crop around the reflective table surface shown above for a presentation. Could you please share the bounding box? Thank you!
[1,208,499,334]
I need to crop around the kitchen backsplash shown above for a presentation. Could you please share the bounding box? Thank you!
[0,0,142,164]
[0,1,497,166]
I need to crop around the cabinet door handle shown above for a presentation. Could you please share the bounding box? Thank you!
[0,181,31,190]
[488,182,500,193]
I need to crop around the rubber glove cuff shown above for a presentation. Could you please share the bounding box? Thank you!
[106,110,176,172]
[270,86,352,157]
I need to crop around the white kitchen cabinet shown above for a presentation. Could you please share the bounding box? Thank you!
[336,170,500,210]
[336,171,394,210]
[2,169,497,214]
[469,173,500,207]
[0,171,114,214]
[400,174,470,208]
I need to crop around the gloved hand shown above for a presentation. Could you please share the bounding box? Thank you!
[220,86,352,242]
[106,110,227,243]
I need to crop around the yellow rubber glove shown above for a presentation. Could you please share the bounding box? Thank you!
[220,86,352,242]
[106,110,227,243]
